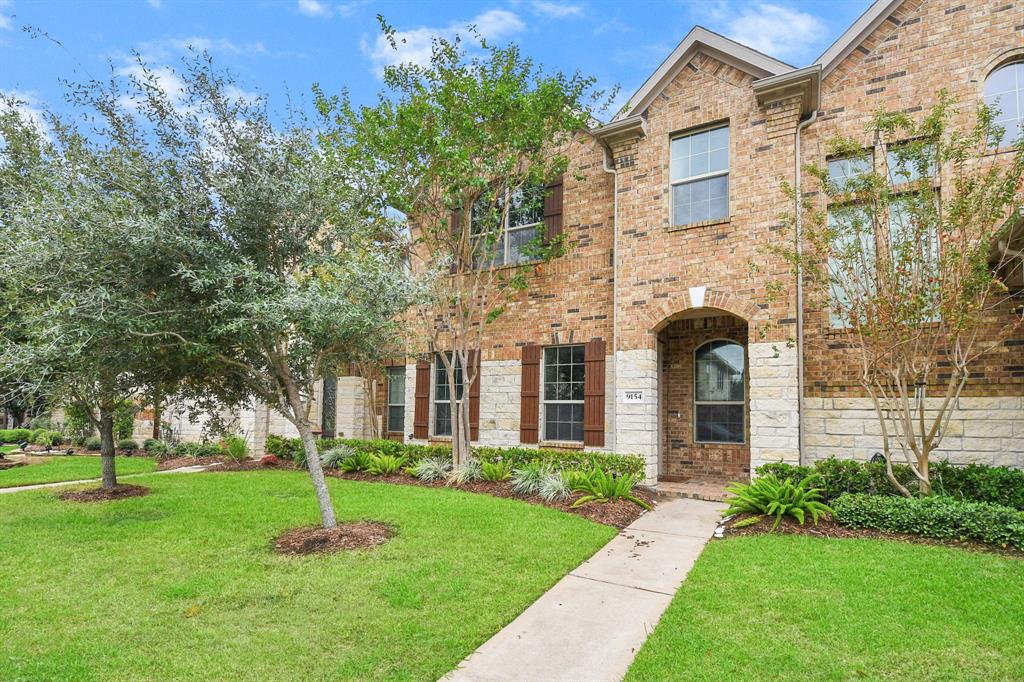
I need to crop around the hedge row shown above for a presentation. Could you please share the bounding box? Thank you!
[0,428,31,444]
[264,435,646,479]
[756,458,1024,511]
[832,493,1024,550]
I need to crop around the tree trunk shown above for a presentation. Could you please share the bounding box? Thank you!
[286,393,337,529]
[152,389,162,440]
[98,405,118,490]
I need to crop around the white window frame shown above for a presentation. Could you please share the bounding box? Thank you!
[386,366,405,434]
[471,185,544,267]
[984,60,1024,145]
[693,339,746,445]
[432,353,462,438]
[541,344,585,443]
[670,123,730,227]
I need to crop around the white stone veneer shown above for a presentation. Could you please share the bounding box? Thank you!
[747,342,800,471]
[803,395,1024,468]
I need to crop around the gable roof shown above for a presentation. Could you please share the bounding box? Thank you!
[613,26,792,121]
[611,0,906,123]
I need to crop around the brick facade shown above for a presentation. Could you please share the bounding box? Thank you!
[161,1,1024,483]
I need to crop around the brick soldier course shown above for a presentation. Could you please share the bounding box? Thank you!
[199,0,1024,487]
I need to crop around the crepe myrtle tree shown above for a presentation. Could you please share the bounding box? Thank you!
[769,91,1024,496]
[111,57,419,528]
[318,20,613,466]
[0,96,196,489]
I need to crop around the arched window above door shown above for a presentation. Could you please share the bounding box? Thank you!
[985,60,1024,144]
[694,339,745,444]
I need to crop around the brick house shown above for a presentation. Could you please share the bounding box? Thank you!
[216,0,1024,487]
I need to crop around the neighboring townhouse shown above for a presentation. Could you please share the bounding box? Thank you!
[149,0,1024,488]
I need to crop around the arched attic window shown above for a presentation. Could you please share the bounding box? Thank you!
[984,60,1024,144]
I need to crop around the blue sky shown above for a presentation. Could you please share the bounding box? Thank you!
[0,0,871,124]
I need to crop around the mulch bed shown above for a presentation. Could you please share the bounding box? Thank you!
[273,521,394,556]
[57,484,151,503]
[327,470,653,528]
[719,513,1024,559]
[0,458,26,470]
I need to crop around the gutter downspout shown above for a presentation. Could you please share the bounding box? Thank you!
[600,140,618,453]
[795,109,818,467]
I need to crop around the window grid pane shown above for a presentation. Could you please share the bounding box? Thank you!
[434,354,463,436]
[387,367,405,433]
[671,125,729,227]
[542,345,585,442]
[984,62,1024,143]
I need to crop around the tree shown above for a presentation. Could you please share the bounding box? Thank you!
[775,92,1024,496]
[0,94,198,489]
[116,57,417,528]
[319,22,610,465]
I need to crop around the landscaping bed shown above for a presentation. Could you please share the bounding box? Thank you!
[56,483,150,503]
[328,469,653,528]
[273,521,395,555]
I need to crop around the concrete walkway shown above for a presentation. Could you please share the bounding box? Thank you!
[0,463,215,494]
[444,497,726,682]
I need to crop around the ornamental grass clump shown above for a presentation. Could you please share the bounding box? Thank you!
[413,456,451,482]
[447,459,482,486]
[724,474,833,532]
[511,461,549,496]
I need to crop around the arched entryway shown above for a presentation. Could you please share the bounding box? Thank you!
[656,309,750,484]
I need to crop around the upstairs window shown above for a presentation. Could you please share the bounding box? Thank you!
[433,353,463,437]
[670,124,729,227]
[827,152,873,192]
[471,185,544,267]
[984,61,1024,144]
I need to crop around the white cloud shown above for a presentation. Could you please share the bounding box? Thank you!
[135,36,267,61]
[0,0,13,31]
[337,0,370,17]
[0,89,50,136]
[362,9,525,78]
[146,0,162,9]
[297,0,332,18]
[725,2,825,61]
[531,1,583,18]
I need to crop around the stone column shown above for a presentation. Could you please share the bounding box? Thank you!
[747,342,800,470]
[614,348,659,485]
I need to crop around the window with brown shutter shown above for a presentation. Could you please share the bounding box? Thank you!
[412,359,430,439]
[468,350,481,441]
[520,344,541,443]
[583,338,606,447]
[543,175,563,243]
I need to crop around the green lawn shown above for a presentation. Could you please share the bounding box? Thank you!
[0,455,157,488]
[626,535,1024,681]
[0,471,615,681]
[0,444,17,454]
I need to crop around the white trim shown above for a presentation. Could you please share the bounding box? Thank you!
[688,286,707,308]
[540,343,586,444]
[614,26,791,121]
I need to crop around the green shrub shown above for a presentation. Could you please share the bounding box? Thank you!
[0,428,31,443]
[339,451,373,473]
[757,458,1024,511]
[833,493,1024,550]
[264,435,304,460]
[368,454,406,476]
[538,471,570,502]
[476,446,644,479]
[447,459,482,485]
[412,456,451,481]
[569,469,651,510]
[223,436,249,461]
[480,460,512,482]
[724,474,832,532]
[320,445,354,469]
[172,442,223,458]
[28,428,46,444]
[84,436,102,451]
[511,461,550,496]
[144,439,170,459]
[118,439,139,453]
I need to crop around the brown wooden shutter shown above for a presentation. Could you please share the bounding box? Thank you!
[413,359,431,439]
[468,350,481,441]
[583,338,606,447]
[520,344,541,444]
[543,175,563,243]
[450,210,461,273]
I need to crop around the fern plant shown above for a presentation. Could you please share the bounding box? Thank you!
[481,460,512,482]
[367,454,406,476]
[339,451,373,473]
[569,469,651,510]
[723,474,833,532]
